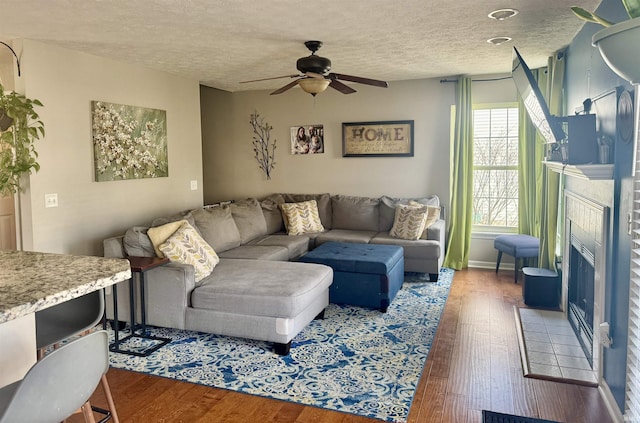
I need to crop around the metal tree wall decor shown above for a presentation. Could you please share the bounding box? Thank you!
[249,111,276,179]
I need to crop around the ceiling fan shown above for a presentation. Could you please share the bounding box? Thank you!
[240,41,389,96]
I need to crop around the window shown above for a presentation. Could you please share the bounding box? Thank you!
[472,105,519,230]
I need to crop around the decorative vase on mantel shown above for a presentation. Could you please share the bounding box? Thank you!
[592,17,640,85]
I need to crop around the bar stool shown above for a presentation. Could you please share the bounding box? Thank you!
[0,331,109,423]
[494,234,539,283]
[35,291,120,423]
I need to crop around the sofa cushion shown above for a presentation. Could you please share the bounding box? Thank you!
[250,234,310,260]
[261,194,286,234]
[191,259,333,318]
[389,204,428,240]
[281,193,332,228]
[123,226,155,257]
[151,209,197,230]
[370,233,441,260]
[315,229,377,246]
[218,245,290,261]
[192,206,242,253]
[229,198,268,244]
[148,219,188,257]
[379,195,440,232]
[280,200,325,236]
[331,195,380,232]
[159,222,219,282]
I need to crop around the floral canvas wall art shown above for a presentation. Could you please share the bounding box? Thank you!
[92,101,168,182]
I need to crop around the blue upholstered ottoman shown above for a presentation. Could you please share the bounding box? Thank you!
[494,234,539,283]
[298,242,404,312]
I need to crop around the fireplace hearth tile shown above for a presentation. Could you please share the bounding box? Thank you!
[549,333,582,346]
[516,307,597,386]
[523,331,551,343]
[556,355,592,370]
[545,325,576,336]
[524,323,548,333]
[525,341,556,354]
[528,362,563,378]
[552,343,585,357]
[527,351,559,366]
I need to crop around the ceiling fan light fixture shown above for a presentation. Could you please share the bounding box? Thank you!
[488,8,519,20]
[298,78,330,96]
[487,36,512,45]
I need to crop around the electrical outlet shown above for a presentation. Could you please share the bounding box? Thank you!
[599,322,612,348]
[44,193,58,208]
[190,180,198,191]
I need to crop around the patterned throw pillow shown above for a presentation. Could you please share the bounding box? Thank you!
[408,200,441,239]
[279,200,325,236]
[159,222,219,282]
[389,204,429,240]
[147,219,187,258]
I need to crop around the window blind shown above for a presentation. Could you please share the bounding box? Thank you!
[626,100,640,420]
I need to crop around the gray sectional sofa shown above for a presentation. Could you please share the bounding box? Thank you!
[103,193,445,354]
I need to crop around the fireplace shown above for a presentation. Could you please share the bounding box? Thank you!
[563,191,608,378]
[567,231,596,366]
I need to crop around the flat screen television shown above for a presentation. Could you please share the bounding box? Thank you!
[512,47,566,145]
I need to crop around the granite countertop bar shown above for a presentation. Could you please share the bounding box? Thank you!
[0,250,131,323]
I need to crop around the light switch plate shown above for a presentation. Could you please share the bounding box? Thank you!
[190,180,198,190]
[44,193,58,208]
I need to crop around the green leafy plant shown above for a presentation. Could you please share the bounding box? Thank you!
[0,84,45,196]
[572,0,640,27]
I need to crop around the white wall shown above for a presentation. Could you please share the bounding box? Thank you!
[16,40,203,255]
[200,79,455,209]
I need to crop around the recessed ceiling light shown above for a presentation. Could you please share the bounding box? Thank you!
[488,8,519,20]
[487,36,512,45]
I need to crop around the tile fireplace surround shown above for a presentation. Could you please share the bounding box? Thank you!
[562,190,609,384]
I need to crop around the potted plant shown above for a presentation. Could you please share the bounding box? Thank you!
[0,83,45,196]
[572,0,640,84]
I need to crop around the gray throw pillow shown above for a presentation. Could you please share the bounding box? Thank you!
[331,195,380,232]
[261,194,285,234]
[192,206,242,252]
[229,198,268,244]
[123,226,155,257]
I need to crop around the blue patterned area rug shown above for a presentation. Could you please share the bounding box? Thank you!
[108,268,454,423]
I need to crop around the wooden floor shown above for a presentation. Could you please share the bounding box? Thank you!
[76,268,614,423]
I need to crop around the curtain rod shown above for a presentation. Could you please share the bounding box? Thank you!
[440,76,512,83]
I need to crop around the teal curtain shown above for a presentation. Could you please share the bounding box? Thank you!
[443,76,473,270]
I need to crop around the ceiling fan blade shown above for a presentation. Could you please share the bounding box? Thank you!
[330,73,389,88]
[240,74,301,83]
[329,79,357,94]
[270,79,300,95]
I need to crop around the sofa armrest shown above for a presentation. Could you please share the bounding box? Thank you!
[104,235,126,258]
[103,234,196,330]
[426,219,446,246]
[145,263,195,330]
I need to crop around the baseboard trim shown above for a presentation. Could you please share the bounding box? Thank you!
[468,260,514,270]
[599,379,624,423]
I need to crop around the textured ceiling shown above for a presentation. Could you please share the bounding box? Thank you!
[0,0,601,92]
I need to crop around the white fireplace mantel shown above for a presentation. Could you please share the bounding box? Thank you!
[543,161,614,180]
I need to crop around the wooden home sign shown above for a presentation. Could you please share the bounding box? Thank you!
[342,120,414,157]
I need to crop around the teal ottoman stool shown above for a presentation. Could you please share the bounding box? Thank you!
[298,242,404,312]
[494,234,539,283]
